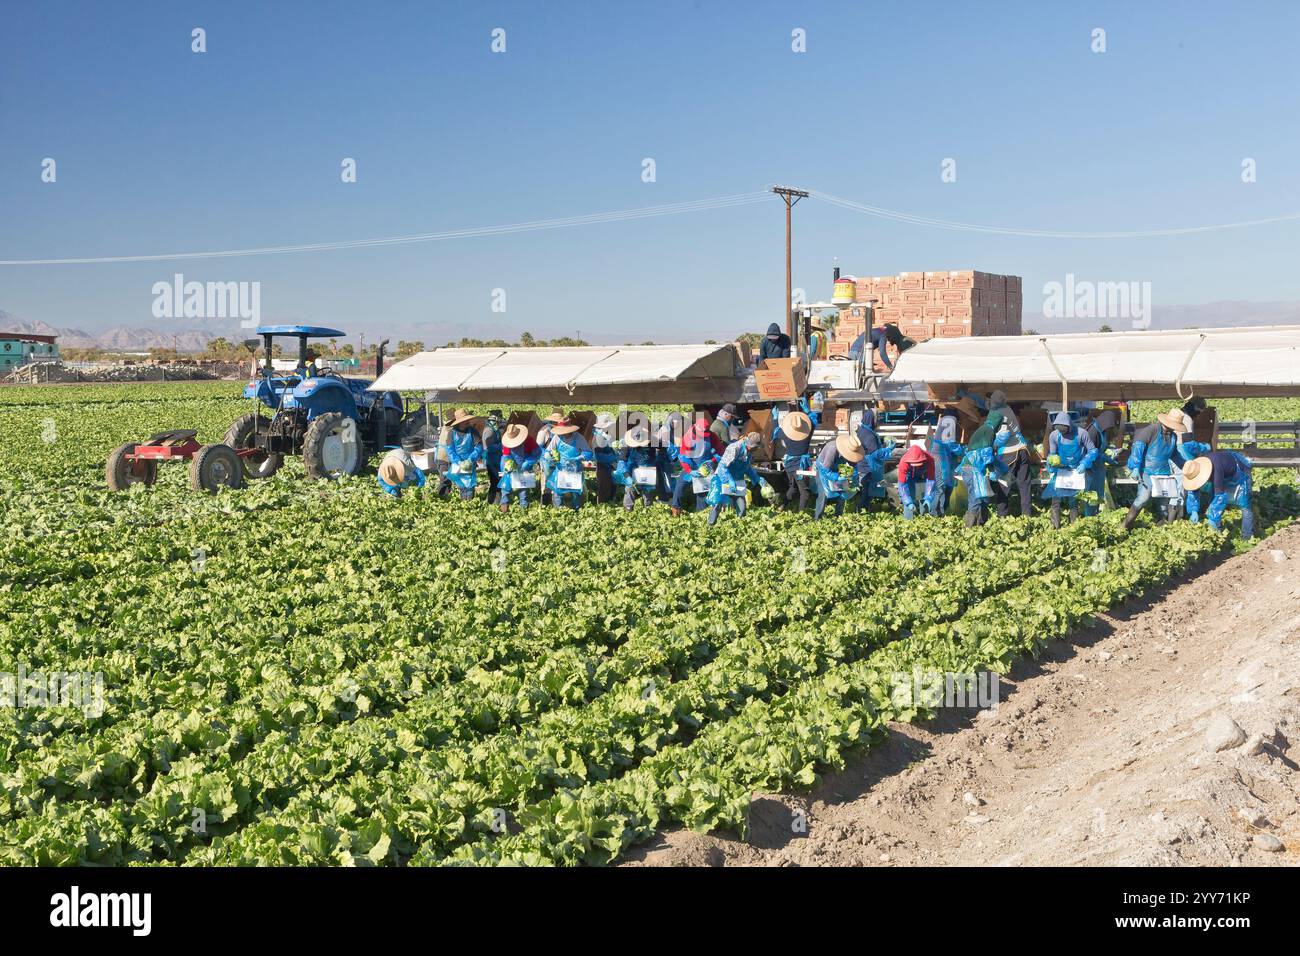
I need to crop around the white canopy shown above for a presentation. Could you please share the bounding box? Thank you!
[369,344,744,404]
[890,325,1300,401]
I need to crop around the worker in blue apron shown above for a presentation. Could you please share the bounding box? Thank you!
[1183,452,1254,539]
[958,410,1008,527]
[1041,411,1098,528]
[1081,408,1120,517]
[497,425,544,511]
[614,427,661,510]
[774,409,814,512]
[851,409,895,511]
[926,408,963,516]
[439,408,483,501]
[544,419,593,510]
[812,433,863,520]
[706,432,771,526]
[1121,408,1185,530]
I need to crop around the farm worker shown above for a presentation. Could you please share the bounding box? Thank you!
[706,432,771,526]
[710,404,739,449]
[989,414,1032,519]
[1121,408,1185,530]
[759,322,792,362]
[482,409,505,506]
[926,408,963,516]
[852,409,895,510]
[303,349,321,378]
[1081,408,1121,517]
[591,413,619,504]
[376,449,425,499]
[1179,395,1209,437]
[1041,411,1098,529]
[654,413,682,502]
[849,323,907,371]
[987,389,1021,432]
[813,432,864,520]
[544,418,593,511]
[498,424,543,512]
[958,410,1009,527]
[438,408,483,501]
[774,409,814,512]
[672,414,720,515]
[614,426,660,510]
[535,408,565,504]
[1182,452,1254,539]
[896,444,939,519]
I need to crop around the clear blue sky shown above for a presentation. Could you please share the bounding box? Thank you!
[3,0,1299,343]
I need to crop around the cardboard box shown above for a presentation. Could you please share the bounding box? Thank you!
[923,305,947,321]
[946,303,973,320]
[742,407,776,460]
[902,290,931,305]
[899,305,924,322]
[875,308,900,326]
[808,359,861,390]
[506,409,543,440]
[938,321,972,337]
[882,292,904,308]
[939,288,970,305]
[872,276,896,293]
[754,357,807,401]
[1006,275,1022,295]
[826,340,851,357]
[569,410,598,442]
[834,406,851,429]
[896,271,925,291]
[924,271,950,290]
[901,322,934,342]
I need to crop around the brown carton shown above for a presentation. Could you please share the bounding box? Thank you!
[754,357,808,401]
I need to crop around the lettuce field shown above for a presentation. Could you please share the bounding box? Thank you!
[1,383,1295,866]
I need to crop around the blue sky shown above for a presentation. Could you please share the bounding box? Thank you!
[2,0,1299,344]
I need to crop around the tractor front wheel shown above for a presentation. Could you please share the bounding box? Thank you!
[302,412,363,480]
[190,444,245,494]
[106,443,158,492]
[223,414,282,479]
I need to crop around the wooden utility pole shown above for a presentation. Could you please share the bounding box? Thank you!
[771,185,809,349]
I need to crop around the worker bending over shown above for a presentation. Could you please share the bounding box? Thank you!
[438,408,483,501]
[377,447,425,499]
[615,427,661,510]
[813,433,863,520]
[1182,452,1255,539]
[672,414,720,515]
[1121,408,1186,530]
[774,409,814,512]
[896,444,940,519]
[959,411,1008,526]
[706,432,771,526]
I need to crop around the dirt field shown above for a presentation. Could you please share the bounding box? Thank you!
[627,522,1300,867]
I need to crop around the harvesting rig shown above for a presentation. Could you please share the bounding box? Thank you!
[223,325,404,480]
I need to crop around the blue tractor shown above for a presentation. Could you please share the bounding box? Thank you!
[222,326,404,480]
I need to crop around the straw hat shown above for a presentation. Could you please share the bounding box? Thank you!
[1157,407,1186,432]
[624,427,651,448]
[378,453,407,486]
[1182,456,1213,491]
[552,419,581,436]
[594,413,616,431]
[782,411,813,441]
[501,423,530,449]
[447,407,477,428]
[544,408,567,424]
[835,433,865,463]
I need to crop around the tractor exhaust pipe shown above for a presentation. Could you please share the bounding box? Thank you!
[376,339,389,379]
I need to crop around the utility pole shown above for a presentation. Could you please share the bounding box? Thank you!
[771,185,809,351]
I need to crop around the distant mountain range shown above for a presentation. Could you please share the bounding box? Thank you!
[3,302,1300,352]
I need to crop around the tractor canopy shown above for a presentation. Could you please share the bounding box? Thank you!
[253,325,346,338]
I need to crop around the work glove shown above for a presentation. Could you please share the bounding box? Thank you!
[504,459,517,473]
[1189,512,1200,524]
[903,503,916,520]
[698,464,712,478]
[549,449,561,463]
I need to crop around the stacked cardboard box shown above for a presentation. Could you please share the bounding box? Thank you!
[835,269,1023,371]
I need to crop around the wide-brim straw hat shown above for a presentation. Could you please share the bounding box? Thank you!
[551,420,581,435]
[835,433,865,463]
[448,407,478,428]
[594,413,616,430]
[1182,456,1213,491]
[624,428,651,448]
[544,408,567,424]
[783,411,813,441]
[378,455,407,485]
[501,423,530,448]
[1157,408,1186,432]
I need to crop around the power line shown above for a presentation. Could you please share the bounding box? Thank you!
[0,192,774,266]
[809,189,1300,240]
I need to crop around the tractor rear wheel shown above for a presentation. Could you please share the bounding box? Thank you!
[106,443,158,492]
[223,414,282,479]
[190,444,245,494]
[302,412,363,480]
